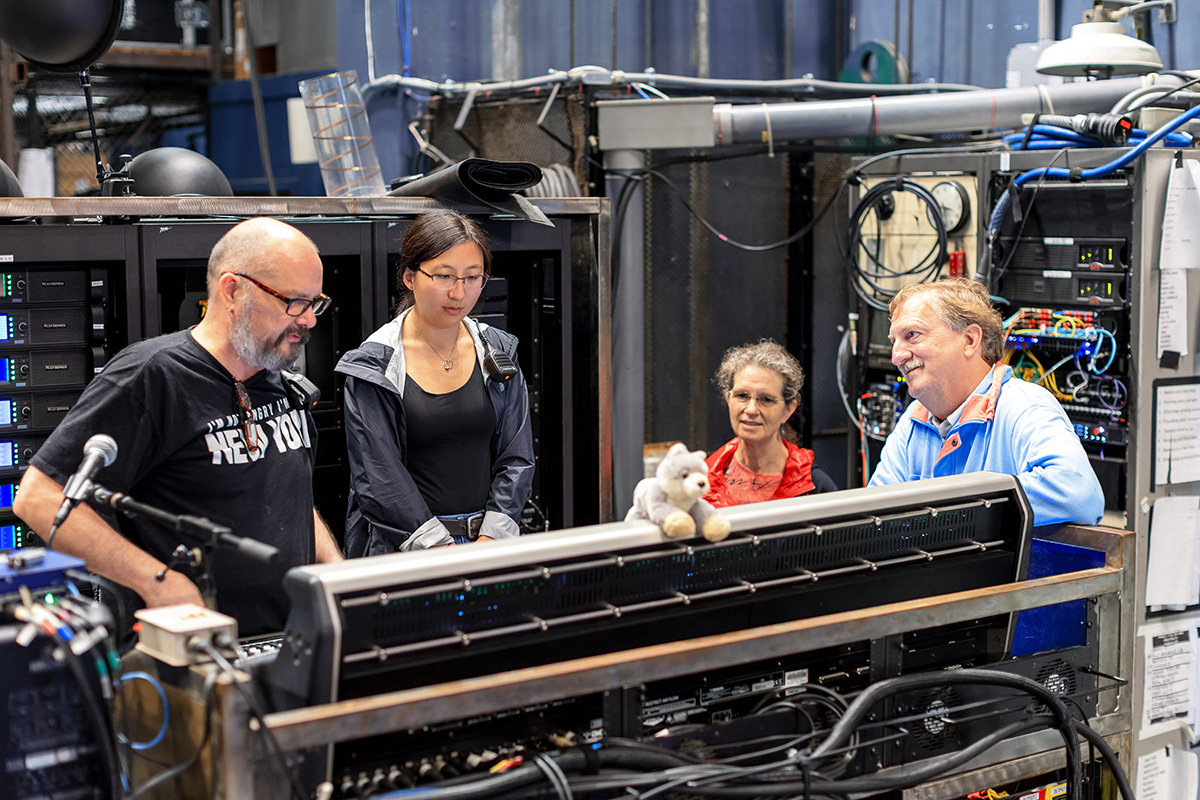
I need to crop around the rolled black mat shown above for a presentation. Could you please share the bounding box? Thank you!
[388,158,552,226]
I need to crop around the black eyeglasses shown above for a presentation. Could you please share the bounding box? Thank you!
[415,267,488,291]
[233,272,332,317]
[234,381,259,455]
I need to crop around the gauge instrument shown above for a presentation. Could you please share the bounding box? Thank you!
[928,180,971,234]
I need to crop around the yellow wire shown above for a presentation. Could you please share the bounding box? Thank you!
[1005,311,1080,400]
[1052,314,1078,334]
[1024,350,1075,400]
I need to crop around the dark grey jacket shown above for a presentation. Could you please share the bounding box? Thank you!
[335,311,535,556]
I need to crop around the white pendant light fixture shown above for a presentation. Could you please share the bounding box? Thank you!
[1036,1,1170,78]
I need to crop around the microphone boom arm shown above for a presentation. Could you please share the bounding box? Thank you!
[89,484,280,576]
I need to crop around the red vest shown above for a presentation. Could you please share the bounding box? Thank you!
[705,437,816,508]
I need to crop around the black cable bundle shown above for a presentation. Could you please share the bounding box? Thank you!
[359,667,1134,800]
[843,175,949,311]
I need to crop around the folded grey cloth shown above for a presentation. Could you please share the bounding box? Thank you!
[388,158,552,226]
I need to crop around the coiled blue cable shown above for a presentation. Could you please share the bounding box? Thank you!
[1088,327,1118,374]
[1005,124,1105,148]
[1003,124,1193,150]
[116,671,170,751]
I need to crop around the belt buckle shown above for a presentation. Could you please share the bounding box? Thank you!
[467,512,485,539]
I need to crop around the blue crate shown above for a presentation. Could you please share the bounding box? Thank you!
[1010,538,1105,657]
[0,549,85,597]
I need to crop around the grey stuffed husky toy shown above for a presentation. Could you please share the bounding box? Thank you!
[625,443,731,542]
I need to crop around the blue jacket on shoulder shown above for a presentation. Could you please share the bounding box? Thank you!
[869,364,1104,527]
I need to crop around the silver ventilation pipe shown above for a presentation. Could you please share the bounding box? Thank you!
[712,75,1179,144]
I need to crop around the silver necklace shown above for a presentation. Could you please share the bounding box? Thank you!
[414,324,458,370]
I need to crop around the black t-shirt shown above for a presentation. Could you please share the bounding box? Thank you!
[30,329,316,636]
[403,360,494,515]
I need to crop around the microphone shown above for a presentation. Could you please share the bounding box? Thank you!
[63,434,119,501]
[49,434,119,540]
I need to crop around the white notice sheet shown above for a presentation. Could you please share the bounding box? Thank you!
[1146,495,1200,608]
[1155,382,1200,486]
[1160,158,1200,271]
[1142,626,1195,739]
[1158,268,1189,358]
[1136,747,1199,800]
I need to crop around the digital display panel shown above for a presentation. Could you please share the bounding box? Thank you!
[0,524,16,550]
[0,483,14,508]
[0,400,11,424]
[0,444,13,469]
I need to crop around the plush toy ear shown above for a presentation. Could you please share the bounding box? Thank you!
[691,448,707,462]
[667,442,688,457]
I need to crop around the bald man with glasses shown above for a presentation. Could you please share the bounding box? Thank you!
[14,218,343,644]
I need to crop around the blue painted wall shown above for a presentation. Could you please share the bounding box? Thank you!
[850,0,1191,87]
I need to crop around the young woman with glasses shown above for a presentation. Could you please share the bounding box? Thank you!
[336,209,534,554]
[704,341,838,507]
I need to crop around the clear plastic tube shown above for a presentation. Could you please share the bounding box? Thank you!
[299,71,387,197]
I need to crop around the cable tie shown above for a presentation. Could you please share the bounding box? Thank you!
[1007,175,1025,224]
[1036,83,1055,116]
[761,103,775,158]
[577,741,601,774]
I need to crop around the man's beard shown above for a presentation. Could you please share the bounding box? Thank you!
[229,296,311,372]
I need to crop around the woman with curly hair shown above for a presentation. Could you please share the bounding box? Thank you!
[706,340,837,507]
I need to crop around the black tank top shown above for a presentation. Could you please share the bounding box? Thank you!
[404,359,495,515]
